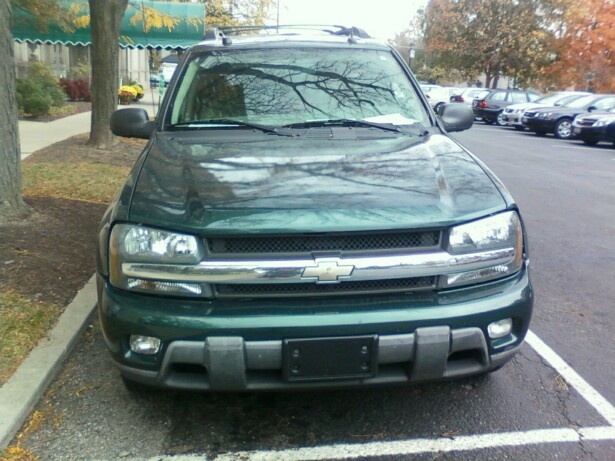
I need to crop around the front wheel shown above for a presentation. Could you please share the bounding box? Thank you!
[496,112,507,126]
[554,118,573,139]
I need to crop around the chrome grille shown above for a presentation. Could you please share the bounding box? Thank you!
[214,276,436,298]
[207,231,441,255]
[577,119,597,127]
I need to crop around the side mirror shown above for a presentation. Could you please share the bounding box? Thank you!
[587,106,598,112]
[110,108,155,139]
[437,103,474,132]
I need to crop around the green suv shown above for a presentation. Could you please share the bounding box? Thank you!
[98,26,533,391]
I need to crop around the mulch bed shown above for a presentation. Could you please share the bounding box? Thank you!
[0,134,146,307]
[19,101,92,123]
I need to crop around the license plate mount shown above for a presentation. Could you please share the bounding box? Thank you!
[283,335,377,382]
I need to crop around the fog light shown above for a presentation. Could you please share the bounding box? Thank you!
[129,335,161,355]
[488,318,513,339]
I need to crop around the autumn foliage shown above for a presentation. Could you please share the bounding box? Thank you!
[547,0,615,92]
[417,0,615,91]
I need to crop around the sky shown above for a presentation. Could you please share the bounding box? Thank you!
[273,0,428,41]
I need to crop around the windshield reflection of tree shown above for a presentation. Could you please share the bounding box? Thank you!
[182,52,419,123]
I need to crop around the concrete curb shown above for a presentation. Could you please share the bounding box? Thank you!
[0,274,98,449]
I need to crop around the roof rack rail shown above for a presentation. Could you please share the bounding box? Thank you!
[201,24,372,41]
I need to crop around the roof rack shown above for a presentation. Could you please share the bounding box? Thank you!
[202,24,371,46]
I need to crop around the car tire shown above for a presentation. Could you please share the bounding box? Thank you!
[554,118,573,139]
[582,138,599,146]
[496,112,507,126]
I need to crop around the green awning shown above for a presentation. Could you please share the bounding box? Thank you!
[12,0,205,50]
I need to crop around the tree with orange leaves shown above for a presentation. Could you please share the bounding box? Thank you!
[547,0,615,92]
[421,0,563,88]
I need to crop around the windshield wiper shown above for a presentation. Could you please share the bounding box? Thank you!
[282,119,406,134]
[170,119,293,136]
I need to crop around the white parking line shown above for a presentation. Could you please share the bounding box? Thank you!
[525,330,615,425]
[132,331,615,461]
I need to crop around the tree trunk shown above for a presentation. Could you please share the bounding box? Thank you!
[485,72,492,89]
[87,0,128,149]
[492,73,500,89]
[0,0,30,224]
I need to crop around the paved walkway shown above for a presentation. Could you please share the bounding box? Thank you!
[19,111,92,159]
[19,88,161,159]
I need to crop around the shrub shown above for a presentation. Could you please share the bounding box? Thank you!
[16,78,55,117]
[26,62,66,107]
[16,62,66,116]
[59,78,91,102]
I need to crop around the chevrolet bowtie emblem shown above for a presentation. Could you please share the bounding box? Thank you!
[301,260,354,283]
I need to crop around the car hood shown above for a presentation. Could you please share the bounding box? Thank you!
[530,105,588,116]
[575,111,615,122]
[128,132,507,234]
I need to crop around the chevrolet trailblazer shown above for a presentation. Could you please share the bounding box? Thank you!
[97,26,533,392]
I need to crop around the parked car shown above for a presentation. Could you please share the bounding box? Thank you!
[572,107,615,146]
[452,88,490,120]
[447,87,464,102]
[473,89,541,125]
[149,54,179,87]
[101,25,532,392]
[522,94,615,139]
[501,92,590,130]
[452,87,490,106]
[419,84,452,112]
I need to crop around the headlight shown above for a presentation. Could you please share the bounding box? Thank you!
[537,112,552,119]
[442,212,524,288]
[109,224,208,296]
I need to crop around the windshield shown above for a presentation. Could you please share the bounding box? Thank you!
[535,93,570,105]
[169,47,428,127]
[565,95,598,108]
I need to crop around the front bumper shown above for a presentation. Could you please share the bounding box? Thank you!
[572,125,608,142]
[524,117,555,133]
[502,113,522,126]
[97,264,533,391]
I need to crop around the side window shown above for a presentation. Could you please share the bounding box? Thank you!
[490,91,506,102]
[510,92,528,103]
[528,93,541,102]
[594,97,615,110]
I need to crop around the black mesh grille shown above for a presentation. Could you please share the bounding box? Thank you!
[214,276,436,298]
[208,231,440,255]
